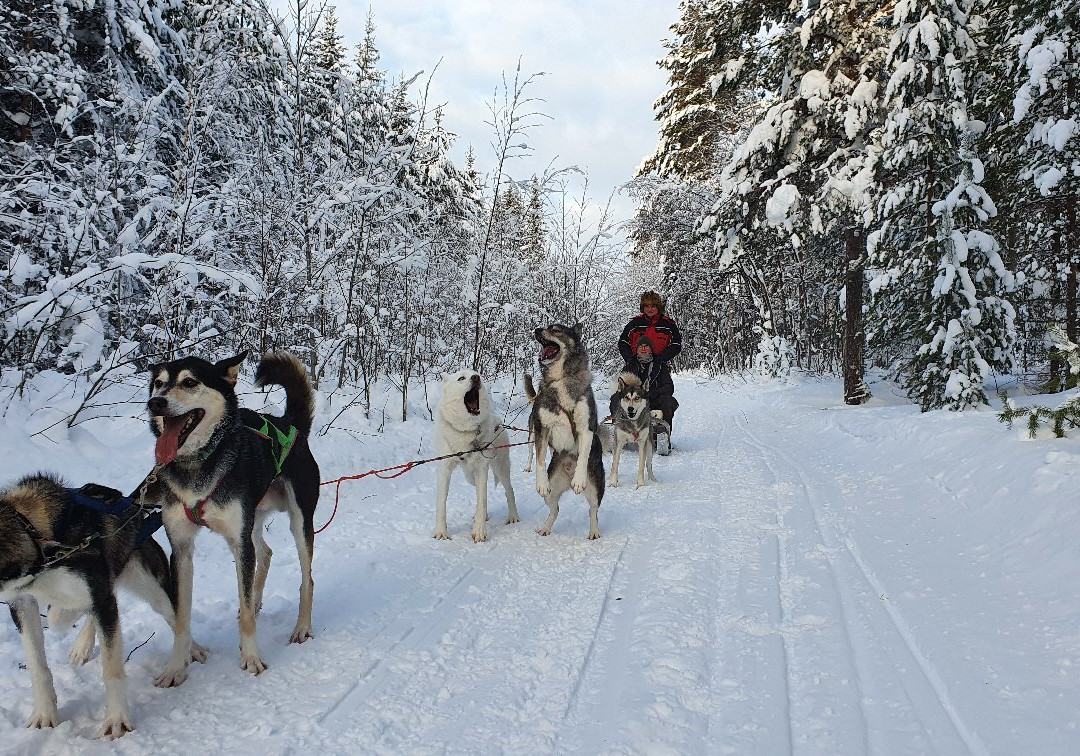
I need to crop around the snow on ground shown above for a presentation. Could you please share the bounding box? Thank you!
[0,367,1078,755]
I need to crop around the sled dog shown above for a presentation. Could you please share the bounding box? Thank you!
[434,369,519,542]
[146,351,320,685]
[528,323,605,539]
[607,372,660,489]
[0,474,204,738]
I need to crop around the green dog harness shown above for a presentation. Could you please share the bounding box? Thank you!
[245,414,298,477]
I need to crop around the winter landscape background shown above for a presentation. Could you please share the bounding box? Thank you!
[3,0,1080,753]
[0,370,1078,754]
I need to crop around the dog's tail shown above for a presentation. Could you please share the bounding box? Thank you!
[524,374,536,403]
[255,352,316,437]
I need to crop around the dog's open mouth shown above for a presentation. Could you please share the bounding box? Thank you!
[155,409,205,464]
[539,342,560,364]
[464,380,481,415]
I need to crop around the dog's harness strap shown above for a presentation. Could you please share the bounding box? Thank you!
[185,494,211,527]
[65,485,164,547]
[246,414,298,477]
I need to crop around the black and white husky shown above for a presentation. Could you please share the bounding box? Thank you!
[528,323,605,539]
[0,475,203,738]
[146,351,320,685]
[434,369,519,542]
[607,372,661,489]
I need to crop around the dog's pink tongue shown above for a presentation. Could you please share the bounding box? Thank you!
[155,419,182,464]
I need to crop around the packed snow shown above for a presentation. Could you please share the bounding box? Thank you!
[1,368,1078,754]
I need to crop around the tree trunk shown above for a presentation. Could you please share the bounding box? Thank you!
[1067,194,1078,348]
[843,225,870,405]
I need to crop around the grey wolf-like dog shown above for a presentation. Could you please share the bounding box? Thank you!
[146,351,319,685]
[0,475,204,737]
[608,372,661,489]
[434,369,519,542]
[528,323,605,539]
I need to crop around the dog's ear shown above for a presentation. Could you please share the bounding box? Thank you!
[617,375,627,392]
[215,352,248,385]
[572,322,583,338]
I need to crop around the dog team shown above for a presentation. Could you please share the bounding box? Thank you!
[0,291,681,738]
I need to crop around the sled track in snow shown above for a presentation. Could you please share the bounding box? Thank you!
[318,562,498,728]
[732,409,989,756]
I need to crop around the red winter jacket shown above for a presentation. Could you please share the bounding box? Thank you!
[618,314,683,364]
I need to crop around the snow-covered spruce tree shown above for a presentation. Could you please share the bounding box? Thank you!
[983,1,1079,383]
[868,0,1017,411]
[696,1,890,392]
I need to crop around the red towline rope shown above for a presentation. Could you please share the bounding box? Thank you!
[314,435,534,535]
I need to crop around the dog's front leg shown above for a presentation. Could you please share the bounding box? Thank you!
[92,588,134,738]
[472,464,488,543]
[608,438,623,488]
[156,518,198,687]
[636,436,649,488]
[570,403,593,494]
[646,436,658,483]
[232,527,267,675]
[434,459,454,540]
[10,596,59,729]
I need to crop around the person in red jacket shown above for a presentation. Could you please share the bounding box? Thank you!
[618,291,682,453]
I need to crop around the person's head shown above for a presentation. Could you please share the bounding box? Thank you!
[640,291,663,319]
[636,335,654,363]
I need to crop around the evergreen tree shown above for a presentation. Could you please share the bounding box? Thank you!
[868,0,1017,411]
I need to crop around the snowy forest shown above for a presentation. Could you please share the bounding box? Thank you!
[2,0,1079,415]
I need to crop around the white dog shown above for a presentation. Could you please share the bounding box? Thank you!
[434,370,519,542]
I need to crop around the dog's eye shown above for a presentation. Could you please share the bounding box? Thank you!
[458,376,466,381]
[153,379,164,389]
[181,377,199,389]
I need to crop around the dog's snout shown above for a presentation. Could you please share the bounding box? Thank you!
[147,396,168,415]
[626,407,637,418]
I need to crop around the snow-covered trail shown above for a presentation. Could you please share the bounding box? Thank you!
[1,375,1076,754]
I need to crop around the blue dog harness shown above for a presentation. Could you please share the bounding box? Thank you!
[65,484,163,547]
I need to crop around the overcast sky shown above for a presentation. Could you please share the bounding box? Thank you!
[290,0,680,233]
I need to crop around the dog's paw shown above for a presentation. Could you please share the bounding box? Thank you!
[99,711,134,739]
[571,474,587,494]
[26,705,60,730]
[154,664,189,688]
[536,526,552,536]
[608,476,618,488]
[289,625,314,644]
[189,641,210,664]
[587,530,602,540]
[433,529,452,540]
[471,526,487,543]
[69,639,95,667]
[505,512,520,525]
[536,482,550,497]
[240,653,268,675]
